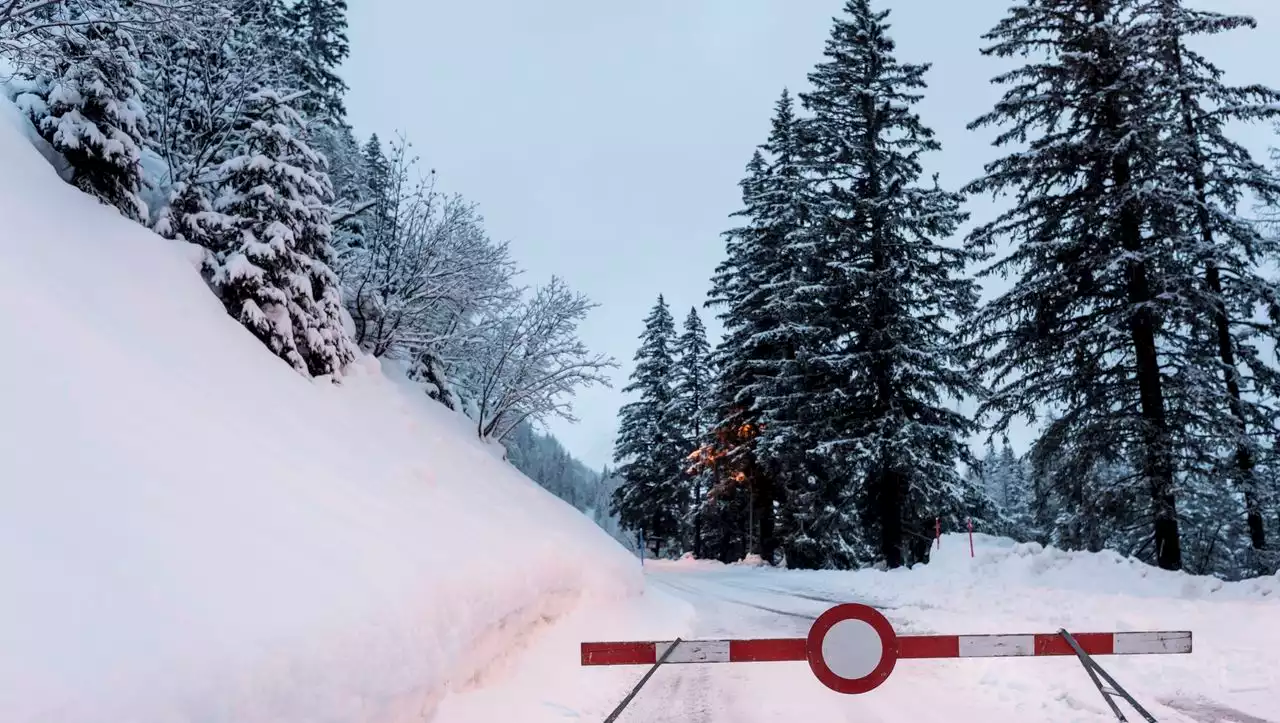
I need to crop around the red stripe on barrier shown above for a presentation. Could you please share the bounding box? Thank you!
[729,638,807,662]
[1035,632,1113,656]
[899,634,961,659]
[582,642,656,666]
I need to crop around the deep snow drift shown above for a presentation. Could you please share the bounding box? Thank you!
[0,97,640,723]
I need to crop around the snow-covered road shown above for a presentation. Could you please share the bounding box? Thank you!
[627,566,1018,722]
[437,537,1280,723]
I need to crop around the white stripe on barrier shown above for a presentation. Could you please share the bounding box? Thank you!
[957,634,1036,657]
[662,640,731,663]
[1113,631,1192,655]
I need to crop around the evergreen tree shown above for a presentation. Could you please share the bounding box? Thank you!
[705,150,771,562]
[359,134,394,245]
[1138,0,1280,561]
[12,0,149,220]
[210,89,356,377]
[745,89,828,568]
[796,0,983,568]
[977,442,1034,539]
[612,296,686,554]
[965,0,1187,570]
[283,0,350,121]
[707,90,819,565]
[664,308,714,556]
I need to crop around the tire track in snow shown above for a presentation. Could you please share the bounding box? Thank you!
[649,575,822,622]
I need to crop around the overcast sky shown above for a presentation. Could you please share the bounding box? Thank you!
[344,0,1280,470]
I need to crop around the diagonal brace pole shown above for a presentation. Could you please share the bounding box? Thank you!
[602,638,683,723]
[1059,629,1158,723]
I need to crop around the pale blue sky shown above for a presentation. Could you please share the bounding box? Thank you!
[343,0,1280,470]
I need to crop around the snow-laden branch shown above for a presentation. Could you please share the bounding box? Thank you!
[458,277,616,442]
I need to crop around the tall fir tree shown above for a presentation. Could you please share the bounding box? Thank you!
[210,89,356,377]
[359,133,394,245]
[664,308,715,557]
[283,0,350,121]
[977,442,1033,540]
[705,150,771,563]
[612,296,686,553]
[1137,0,1280,565]
[965,0,1188,570]
[12,0,149,221]
[707,90,821,565]
[745,89,829,568]
[796,0,983,568]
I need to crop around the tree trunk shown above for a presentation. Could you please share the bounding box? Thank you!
[1204,265,1267,551]
[878,468,904,568]
[693,475,705,559]
[1117,154,1182,571]
[754,473,776,564]
[1094,1,1181,570]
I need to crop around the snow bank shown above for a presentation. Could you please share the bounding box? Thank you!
[0,97,640,723]
[928,532,1280,601]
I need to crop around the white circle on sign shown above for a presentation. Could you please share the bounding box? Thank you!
[821,618,884,680]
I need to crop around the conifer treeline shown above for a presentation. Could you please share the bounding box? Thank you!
[2,0,612,443]
[612,0,1280,579]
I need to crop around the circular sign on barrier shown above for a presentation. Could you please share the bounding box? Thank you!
[806,603,899,694]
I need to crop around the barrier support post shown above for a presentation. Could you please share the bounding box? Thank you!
[1059,629,1158,723]
[602,638,682,723]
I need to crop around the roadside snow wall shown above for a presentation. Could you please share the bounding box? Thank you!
[0,97,640,723]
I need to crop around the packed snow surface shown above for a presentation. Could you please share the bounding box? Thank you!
[0,96,640,723]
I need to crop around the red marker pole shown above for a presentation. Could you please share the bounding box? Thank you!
[935,518,941,549]
[967,518,974,558]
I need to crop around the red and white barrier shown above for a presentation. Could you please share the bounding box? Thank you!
[582,630,1189,664]
[581,603,1192,695]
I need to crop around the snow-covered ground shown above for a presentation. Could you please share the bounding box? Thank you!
[0,96,641,723]
[443,534,1280,723]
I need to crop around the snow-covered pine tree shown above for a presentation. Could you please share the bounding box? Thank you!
[612,296,687,555]
[976,444,1007,508]
[1136,0,1280,566]
[965,0,1186,570]
[744,89,835,569]
[999,443,1034,540]
[1029,421,1144,554]
[663,308,715,557]
[977,442,1034,540]
[283,0,350,122]
[210,88,356,377]
[359,134,394,245]
[313,123,366,248]
[798,0,983,568]
[705,150,771,563]
[12,0,149,221]
[707,90,825,566]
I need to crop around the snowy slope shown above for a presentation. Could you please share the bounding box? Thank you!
[0,97,641,723]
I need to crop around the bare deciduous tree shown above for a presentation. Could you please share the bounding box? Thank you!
[1,0,189,58]
[463,277,616,442]
[340,137,519,363]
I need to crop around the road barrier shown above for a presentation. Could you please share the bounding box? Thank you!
[583,603,1190,721]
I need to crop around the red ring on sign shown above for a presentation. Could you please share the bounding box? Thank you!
[806,603,899,694]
